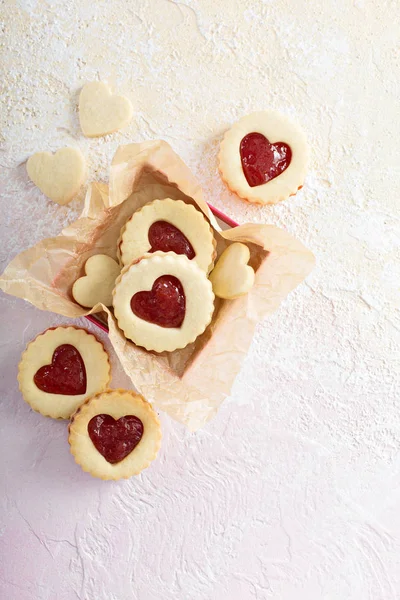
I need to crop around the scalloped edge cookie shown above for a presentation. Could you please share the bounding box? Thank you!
[218,110,308,205]
[113,252,215,352]
[69,389,161,480]
[18,327,111,419]
[119,199,216,273]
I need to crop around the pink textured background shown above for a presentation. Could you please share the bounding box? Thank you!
[1,0,400,598]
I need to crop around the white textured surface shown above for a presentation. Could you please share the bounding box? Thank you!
[1,1,400,598]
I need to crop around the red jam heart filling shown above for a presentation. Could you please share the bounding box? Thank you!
[148,220,195,260]
[130,275,185,328]
[240,132,292,187]
[88,414,144,464]
[34,344,87,395]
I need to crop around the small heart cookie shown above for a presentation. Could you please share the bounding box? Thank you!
[79,81,133,137]
[209,243,255,300]
[72,254,121,308]
[26,147,86,205]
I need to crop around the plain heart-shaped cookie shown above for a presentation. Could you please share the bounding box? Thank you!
[209,242,255,300]
[72,254,121,308]
[79,81,133,137]
[26,147,86,205]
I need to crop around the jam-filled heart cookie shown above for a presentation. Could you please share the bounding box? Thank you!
[72,254,121,308]
[209,243,255,300]
[119,199,216,273]
[69,389,161,480]
[218,110,308,205]
[113,252,215,352]
[18,327,110,419]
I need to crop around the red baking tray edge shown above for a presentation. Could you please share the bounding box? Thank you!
[85,203,239,333]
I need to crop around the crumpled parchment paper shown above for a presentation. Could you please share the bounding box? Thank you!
[0,140,315,430]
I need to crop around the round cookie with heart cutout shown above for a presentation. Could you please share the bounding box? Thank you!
[69,389,161,480]
[119,199,216,273]
[218,110,308,205]
[18,327,111,419]
[113,251,215,352]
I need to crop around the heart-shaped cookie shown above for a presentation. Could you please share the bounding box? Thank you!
[79,81,133,137]
[209,242,255,300]
[72,254,121,308]
[34,344,87,395]
[26,147,86,205]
